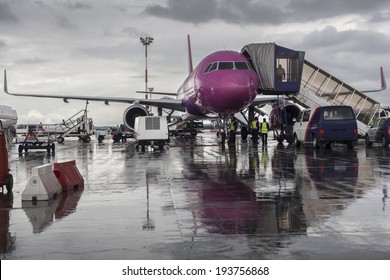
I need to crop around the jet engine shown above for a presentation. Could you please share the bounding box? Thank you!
[123,104,149,130]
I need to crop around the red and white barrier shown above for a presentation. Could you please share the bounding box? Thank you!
[22,163,62,201]
[53,160,84,191]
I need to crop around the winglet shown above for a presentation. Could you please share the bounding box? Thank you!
[4,69,8,94]
[187,34,193,75]
[362,67,387,93]
[380,66,387,91]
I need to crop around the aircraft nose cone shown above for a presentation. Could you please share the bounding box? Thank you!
[207,72,259,113]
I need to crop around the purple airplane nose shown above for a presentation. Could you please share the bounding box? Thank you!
[200,71,259,114]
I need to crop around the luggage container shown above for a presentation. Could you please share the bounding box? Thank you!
[134,116,169,151]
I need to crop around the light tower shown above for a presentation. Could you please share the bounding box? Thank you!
[140,36,154,100]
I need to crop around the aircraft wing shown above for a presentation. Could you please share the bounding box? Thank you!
[4,70,185,112]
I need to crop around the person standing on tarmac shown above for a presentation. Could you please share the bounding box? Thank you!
[228,118,238,145]
[260,118,270,145]
[251,117,259,145]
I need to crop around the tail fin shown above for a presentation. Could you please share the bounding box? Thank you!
[362,67,387,93]
[187,34,193,75]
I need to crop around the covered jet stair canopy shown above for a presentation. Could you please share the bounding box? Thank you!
[294,60,382,136]
[241,43,305,94]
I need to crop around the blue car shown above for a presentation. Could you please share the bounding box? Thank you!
[293,106,359,149]
[365,117,390,147]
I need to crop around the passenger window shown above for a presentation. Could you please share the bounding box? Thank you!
[378,119,386,127]
[373,119,381,128]
[302,110,311,122]
[218,62,234,70]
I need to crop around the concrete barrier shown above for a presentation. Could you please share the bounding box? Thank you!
[22,163,62,201]
[53,160,84,191]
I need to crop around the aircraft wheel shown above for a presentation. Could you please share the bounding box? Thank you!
[365,134,372,147]
[18,145,23,154]
[286,135,294,144]
[276,135,284,143]
[346,141,354,149]
[57,136,64,143]
[98,135,104,143]
[5,174,13,192]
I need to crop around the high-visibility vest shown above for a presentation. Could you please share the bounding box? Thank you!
[261,122,268,134]
[251,120,258,130]
[229,121,236,131]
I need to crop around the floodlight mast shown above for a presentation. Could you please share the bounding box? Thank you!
[140,36,154,100]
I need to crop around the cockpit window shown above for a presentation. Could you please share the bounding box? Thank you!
[208,63,218,72]
[234,62,249,69]
[218,62,234,70]
[204,61,251,73]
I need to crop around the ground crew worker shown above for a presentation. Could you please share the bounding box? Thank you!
[260,118,270,145]
[251,117,259,144]
[228,118,238,145]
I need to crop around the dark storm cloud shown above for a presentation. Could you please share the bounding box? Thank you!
[0,2,19,22]
[144,0,390,25]
[144,0,217,24]
[302,26,390,54]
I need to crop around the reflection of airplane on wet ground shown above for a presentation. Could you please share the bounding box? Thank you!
[4,37,305,143]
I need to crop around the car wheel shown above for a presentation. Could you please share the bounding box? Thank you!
[365,134,372,147]
[294,135,301,147]
[312,135,320,149]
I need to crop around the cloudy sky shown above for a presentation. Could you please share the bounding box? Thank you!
[1,0,390,125]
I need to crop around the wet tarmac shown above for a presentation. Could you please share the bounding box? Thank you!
[1,132,390,260]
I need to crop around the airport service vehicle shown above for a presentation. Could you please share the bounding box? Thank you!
[365,117,390,147]
[18,124,55,154]
[0,120,13,192]
[293,106,358,149]
[134,116,169,151]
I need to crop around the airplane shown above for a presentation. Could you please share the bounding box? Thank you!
[3,35,280,144]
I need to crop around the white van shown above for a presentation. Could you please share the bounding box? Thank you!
[134,116,169,150]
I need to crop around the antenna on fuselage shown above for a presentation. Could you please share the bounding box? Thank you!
[187,34,193,75]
